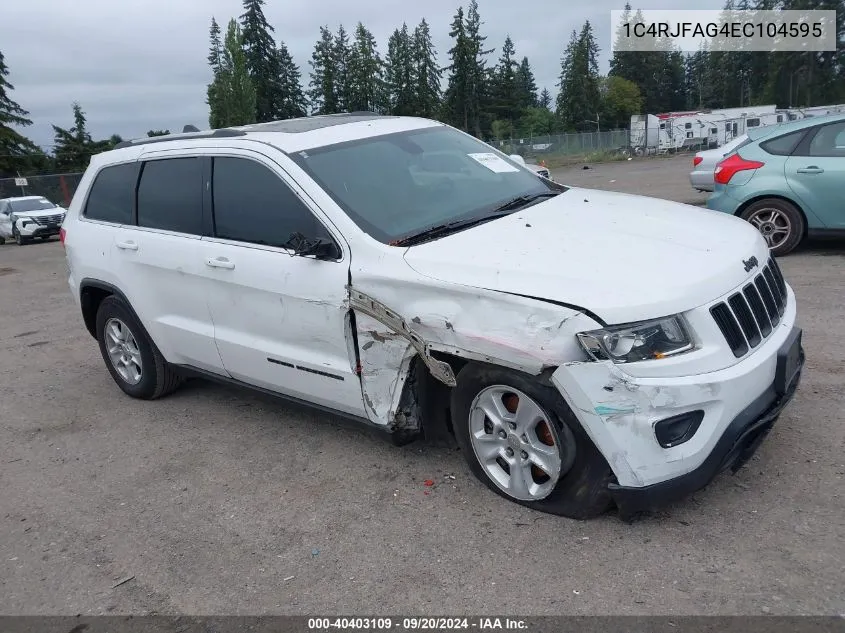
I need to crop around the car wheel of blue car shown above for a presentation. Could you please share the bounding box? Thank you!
[741,198,805,257]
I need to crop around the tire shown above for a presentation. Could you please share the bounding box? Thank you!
[0,236,5,245]
[451,362,614,519]
[14,229,28,246]
[740,198,805,257]
[95,295,183,399]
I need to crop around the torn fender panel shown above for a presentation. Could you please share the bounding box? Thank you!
[349,278,601,377]
[551,355,774,488]
[348,280,602,428]
[354,312,417,426]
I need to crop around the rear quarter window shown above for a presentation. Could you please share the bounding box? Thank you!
[759,130,805,156]
[84,163,137,224]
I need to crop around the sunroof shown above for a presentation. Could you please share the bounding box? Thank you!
[238,113,396,134]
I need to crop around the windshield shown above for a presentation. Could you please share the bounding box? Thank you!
[291,126,565,244]
[10,198,57,213]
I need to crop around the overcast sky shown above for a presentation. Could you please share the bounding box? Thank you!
[5,0,723,150]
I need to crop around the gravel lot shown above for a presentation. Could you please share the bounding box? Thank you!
[1,154,843,616]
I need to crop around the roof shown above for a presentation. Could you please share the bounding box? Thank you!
[747,111,845,142]
[109,113,442,156]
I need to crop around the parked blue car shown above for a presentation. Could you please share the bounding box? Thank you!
[707,113,845,255]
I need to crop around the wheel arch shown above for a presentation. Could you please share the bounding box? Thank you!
[79,279,148,341]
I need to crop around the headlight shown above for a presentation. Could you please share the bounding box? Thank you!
[577,315,694,363]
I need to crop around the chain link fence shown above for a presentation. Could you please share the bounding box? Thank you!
[488,129,631,161]
[0,173,84,207]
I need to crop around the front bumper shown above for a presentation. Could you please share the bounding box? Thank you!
[551,289,802,516]
[18,222,61,238]
[608,333,803,519]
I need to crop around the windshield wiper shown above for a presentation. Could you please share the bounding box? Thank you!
[391,210,519,247]
[490,191,560,213]
[391,192,561,247]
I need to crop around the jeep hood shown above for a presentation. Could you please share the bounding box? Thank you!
[402,188,769,324]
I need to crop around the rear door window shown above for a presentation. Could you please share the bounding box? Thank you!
[137,158,203,234]
[807,121,845,157]
[84,163,137,224]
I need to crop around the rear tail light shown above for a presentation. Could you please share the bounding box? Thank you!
[59,227,66,245]
[714,153,764,185]
[693,156,703,166]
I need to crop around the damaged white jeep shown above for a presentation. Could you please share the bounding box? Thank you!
[62,113,804,519]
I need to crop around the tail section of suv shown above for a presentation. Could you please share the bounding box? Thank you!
[63,114,803,520]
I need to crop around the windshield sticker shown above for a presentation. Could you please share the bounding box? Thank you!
[467,152,520,173]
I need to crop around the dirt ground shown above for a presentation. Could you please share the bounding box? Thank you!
[1,154,843,615]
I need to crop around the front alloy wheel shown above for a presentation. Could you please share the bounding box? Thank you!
[451,363,614,519]
[468,385,573,501]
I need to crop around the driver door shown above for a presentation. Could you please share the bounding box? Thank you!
[198,149,366,418]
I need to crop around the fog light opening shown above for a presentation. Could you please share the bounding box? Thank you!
[654,410,704,448]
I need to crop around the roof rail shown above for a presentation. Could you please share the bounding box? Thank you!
[113,128,247,150]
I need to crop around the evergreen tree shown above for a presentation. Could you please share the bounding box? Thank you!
[516,57,538,108]
[465,0,493,137]
[239,0,279,122]
[444,1,492,136]
[412,19,442,118]
[208,19,257,127]
[52,103,95,172]
[207,17,223,73]
[276,42,307,119]
[556,22,601,131]
[309,26,338,114]
[147,130,170,137]
[347,23,384,112]
[490,36,520,132]
[333,25,352,112]
[0,49,40,177]
[444,7,470,130]
[384,25,415,115]
[537,88,552,110]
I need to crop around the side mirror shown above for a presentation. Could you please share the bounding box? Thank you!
[284,232,340,261]
[509,154,527,166]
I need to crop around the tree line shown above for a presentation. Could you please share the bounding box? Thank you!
[2,0,844,177]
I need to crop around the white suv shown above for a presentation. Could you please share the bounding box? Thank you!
[0,196,66,245]
[62,113,804,520]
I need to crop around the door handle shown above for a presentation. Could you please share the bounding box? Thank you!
[796,166,824,174]
[206,257,235,270]
[116,240,138,251]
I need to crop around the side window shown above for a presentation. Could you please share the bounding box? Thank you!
[684,122,692,129]
[84,163,136,224]
[760,130,805,156]
[211,157,319,248]
[808,121,845,157]
[747,118,760,128]
[137,158,203,234]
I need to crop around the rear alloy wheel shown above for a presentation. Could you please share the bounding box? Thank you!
[741,198,805,256]
[451,363,614,519]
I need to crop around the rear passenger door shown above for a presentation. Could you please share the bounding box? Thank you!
[785,120,845,229]
[111,153,225,374]
[199,150,366,417]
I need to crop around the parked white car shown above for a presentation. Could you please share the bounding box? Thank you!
[509,154,554,181]
[0,196,66,245]
[689,135,749,192]
[62,114,803,520]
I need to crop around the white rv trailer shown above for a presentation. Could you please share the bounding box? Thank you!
[629,105,782,155]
